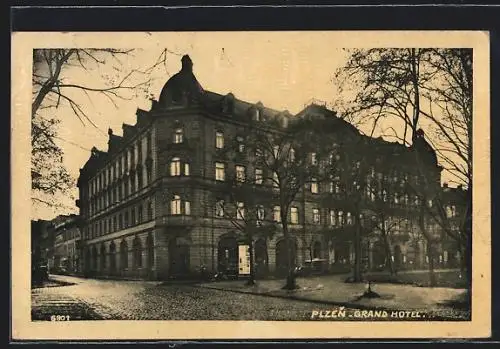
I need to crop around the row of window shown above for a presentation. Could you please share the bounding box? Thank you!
[170,160,432,208]
[85,202,153,240]
[213,199,355,226]
[87,133,152,198]
[88,168,153,217]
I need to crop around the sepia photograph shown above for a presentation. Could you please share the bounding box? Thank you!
[11,31,490,340]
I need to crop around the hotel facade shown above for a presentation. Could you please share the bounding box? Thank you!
[77,55,464,280]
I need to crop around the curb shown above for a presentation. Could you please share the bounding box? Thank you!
[194,284,462,321]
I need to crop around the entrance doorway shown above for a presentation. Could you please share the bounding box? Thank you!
[217,235,238,276]
[275,239,297,277]
[169,238,190,277]
[254,239,269,278]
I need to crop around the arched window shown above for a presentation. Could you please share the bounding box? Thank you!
[171,195,181,215]
[109,241,116,272]
[100,244,106,270]
[170,157,181,176]
[120,240,128,269]
[174,128,183,144]
[313,241,322,259]
[254,108,261,121]
[133,236,142,269]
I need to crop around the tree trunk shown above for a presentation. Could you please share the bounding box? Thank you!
[282,220,297,290]
[426,242,437,287]
[382,231,396,275]
[353,217,363,282]
[246,238,256,286]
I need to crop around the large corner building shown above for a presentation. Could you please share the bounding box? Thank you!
[77,55,463,280]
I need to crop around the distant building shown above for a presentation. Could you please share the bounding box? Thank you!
[31,219,52,268]
[76,55,465,280]
[48,214,82,274]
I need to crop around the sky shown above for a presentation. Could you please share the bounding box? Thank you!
[30,31,468,220]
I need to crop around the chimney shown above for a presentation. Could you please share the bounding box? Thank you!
[181,55,193,72]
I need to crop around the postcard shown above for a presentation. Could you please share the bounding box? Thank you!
[11,30,490,340]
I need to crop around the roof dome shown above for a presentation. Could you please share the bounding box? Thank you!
[158,55,204,107]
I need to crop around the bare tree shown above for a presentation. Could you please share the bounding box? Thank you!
[237,115,336,289]
[31,48,177,207]
[334,48,472,288]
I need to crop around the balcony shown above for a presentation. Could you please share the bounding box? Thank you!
[161,215,195,227]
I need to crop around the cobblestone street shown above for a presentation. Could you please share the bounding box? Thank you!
[32,275,367,321]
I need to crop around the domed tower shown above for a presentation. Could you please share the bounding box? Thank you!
[158,55,204,108]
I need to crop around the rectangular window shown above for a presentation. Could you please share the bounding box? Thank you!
[236,202,245,220]
[215,162,225,181]
[236,136,245,153]
[236,165,246,182]
[329,182,334,193]
[346,212,353,225]
[184,201,191,215]
[338,211,344,226]
[256,205,265,223]
[290,207,299,224]
[255,148,263,158]
[311,152,318,165]
[138,205,143,223]
[313,208,321,224]
[171,195,181,215]
[170,158,181,176]
[215,199,225,217]
[147,201,153,220]
[255,168,263,184]
[184,163,190,176]
[124,211,129,227]
[311,179,319,194]
[329,210,336,226]
[131,208,136,225]
[273,206,281,222]
[216,131,224,149]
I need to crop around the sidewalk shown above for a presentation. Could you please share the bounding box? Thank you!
[196,274,470,319]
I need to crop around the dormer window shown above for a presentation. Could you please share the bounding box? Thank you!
[174,128,184,144]
[254,108,261,121]
[222,94,235,114]
[281,116,289,128]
